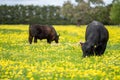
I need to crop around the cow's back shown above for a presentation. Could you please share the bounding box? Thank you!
[49,25,57,36]
[85,21,109,43]
[29,24,56,38]
[29,24,42,37]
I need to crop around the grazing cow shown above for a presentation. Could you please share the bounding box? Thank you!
[80,21,109,57]
[29,24,60,44]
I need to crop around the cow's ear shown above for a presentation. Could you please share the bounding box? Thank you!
[80,42,84,46]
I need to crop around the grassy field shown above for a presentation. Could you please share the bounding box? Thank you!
[0,25,120,80]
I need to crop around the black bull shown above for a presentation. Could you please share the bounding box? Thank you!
[80,21,109,57]
[28,24,60,44]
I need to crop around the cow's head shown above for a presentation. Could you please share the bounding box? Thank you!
[80,42,94,57]
[55,34,60,43]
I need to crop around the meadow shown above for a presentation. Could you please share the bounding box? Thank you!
[0,25,120,80]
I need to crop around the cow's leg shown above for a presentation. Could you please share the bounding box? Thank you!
[94,45,101,56]
[47,39,51,44]
[94,42,107,56]
[34,37,37,43]
[99,43,107,55]
[29,36,33,44]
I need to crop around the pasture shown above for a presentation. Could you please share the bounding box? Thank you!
[0,25,120,80]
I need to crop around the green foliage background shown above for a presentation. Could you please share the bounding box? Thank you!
[110,0,120,24]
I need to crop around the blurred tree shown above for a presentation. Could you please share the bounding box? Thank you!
[74,1,90,25]
[0,2,112,25]
[110,0,120,24]
[61,0,75,24]
[75,0,104,7]
[0,5,63,24]
[91,6,111,24]
[0,5,10,24]
[73,0,105,25]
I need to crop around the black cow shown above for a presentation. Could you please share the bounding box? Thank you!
[80,21,109,57]
[28,24,60,44]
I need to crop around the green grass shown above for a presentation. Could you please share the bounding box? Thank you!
[0,25,120,80]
